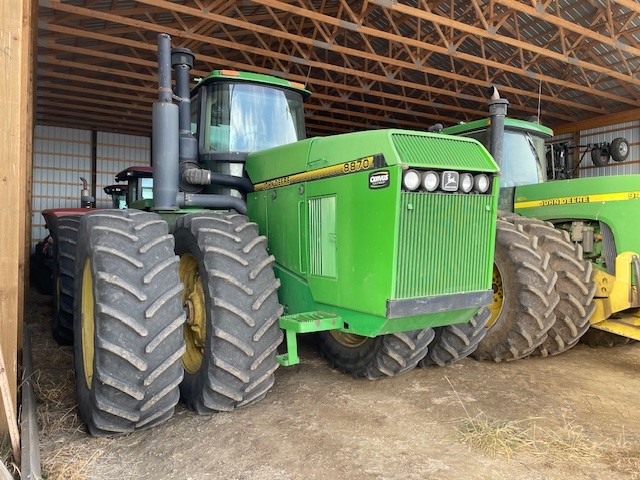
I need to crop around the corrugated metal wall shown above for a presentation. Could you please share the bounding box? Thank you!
[550,121,640,178]
[32,125,92,246]
[32,125,150,247]
[578,121,640,178]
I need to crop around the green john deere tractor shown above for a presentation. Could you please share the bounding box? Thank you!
[444,92,638,358]
[63,34,501,436]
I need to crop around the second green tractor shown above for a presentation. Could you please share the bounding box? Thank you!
[444,92,638,360]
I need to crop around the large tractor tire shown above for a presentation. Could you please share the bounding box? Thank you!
[316,328,435,379]
[74,210,185,436]
[580,328,632,347]
[52,215,81,345]
[472,218,559,362]
[506,215,596,356]
[418,307,490,367]
[173,213,283,414]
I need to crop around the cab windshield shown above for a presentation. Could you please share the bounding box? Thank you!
[461,129,547,187]
[203,82,306,153]
[502,131,547,187]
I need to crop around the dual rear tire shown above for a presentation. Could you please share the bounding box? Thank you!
[473,215,596,362]
[74,210,283,435]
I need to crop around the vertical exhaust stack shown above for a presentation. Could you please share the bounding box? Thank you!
[487,86,509,168]
[152,33,179,210]
[487,86,511,211]
[79,177,94,208]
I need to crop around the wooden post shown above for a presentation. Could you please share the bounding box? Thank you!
[0,343,20,463]
[0,0,33,432]
[19,0,36,353]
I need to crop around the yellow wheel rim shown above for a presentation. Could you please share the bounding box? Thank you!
[180,254,206,375]
[329,331,370,348]
[81,259,95,390]
[486,264,504,329]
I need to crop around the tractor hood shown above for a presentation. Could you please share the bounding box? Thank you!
[245,129,499,187]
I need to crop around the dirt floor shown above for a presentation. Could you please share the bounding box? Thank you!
[24,288,640,480]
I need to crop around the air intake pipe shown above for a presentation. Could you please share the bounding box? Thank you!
[171,48,252,196]
[152,33,179,210]
[171,47,203,194]
[176,192,247,215]
[181,169,255,193]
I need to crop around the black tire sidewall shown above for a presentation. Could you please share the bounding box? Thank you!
[476,245,520,353]
[316,331,383,376]
[73,219,98,434]
[610,138,629,162]
[173,213,283,412]
[591,147,610,167]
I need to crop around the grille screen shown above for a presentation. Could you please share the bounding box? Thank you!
[395,192,493,299]
[392,133,496,171]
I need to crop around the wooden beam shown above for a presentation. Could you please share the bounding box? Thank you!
[251,0,630,111]
[553,107,640,135]
[0,0,32,436]
[39,0,597,120]
[140,0,615,115]
[370,0,640,88]
[20,326,42,480]
[494,0,640,59]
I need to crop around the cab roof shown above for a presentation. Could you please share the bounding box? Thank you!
[442,117,554,138]
[194,70,311,98]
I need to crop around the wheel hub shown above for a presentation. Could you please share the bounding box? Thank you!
[329,331,370,348]
[81,259,96,390]
[486,264,504,329]
[179,254,207,375]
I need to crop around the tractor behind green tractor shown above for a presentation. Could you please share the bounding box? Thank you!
[443,94,638,357]
[43,34,503,436]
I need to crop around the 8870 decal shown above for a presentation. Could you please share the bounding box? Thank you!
[342,156,373,174]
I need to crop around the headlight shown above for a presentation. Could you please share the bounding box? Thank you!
[459,173,474,193]
[402,169,421,191]
[474,174,490,193]
[422,171,439,192]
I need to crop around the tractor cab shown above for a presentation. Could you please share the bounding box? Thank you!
[442,118,553,188]
[186,70,310,197]
[192,70,309,156]
[114,166,154,208]
[103,184,129,209]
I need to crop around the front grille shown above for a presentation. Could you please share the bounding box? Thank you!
[395,192,494,299]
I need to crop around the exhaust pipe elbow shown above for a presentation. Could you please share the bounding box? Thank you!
[487,86,501,101]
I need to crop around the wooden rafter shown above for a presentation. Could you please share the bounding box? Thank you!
[36,0,640,137]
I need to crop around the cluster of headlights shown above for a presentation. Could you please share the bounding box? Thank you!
[401,169,491,194]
